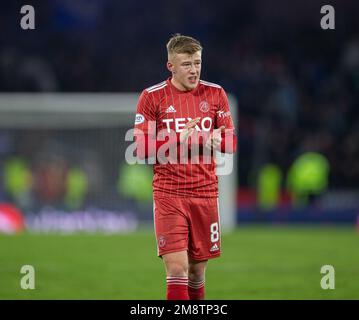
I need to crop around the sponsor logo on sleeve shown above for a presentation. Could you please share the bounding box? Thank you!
[135,113,145,125]
[217,110,231,118]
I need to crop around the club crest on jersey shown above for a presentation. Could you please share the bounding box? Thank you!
[199,101,209,113]
[158,235,166,248]
[135,113,145,124]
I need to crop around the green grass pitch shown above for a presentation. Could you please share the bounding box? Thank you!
[0,225,358,299]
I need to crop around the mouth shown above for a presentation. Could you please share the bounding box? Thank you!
[188,76,197,84]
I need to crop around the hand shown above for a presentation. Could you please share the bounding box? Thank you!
[179,117,200,144]
[205,126,225,150]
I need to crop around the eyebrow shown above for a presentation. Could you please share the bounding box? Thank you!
[181,60,202,64]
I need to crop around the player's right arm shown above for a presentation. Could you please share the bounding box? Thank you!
[133,90,159,160]
[134,90,191,160]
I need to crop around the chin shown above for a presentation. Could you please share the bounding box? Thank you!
[187,82,198,90]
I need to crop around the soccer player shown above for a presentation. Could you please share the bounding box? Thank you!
[134,34,237,300]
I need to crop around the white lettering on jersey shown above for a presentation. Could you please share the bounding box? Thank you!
[201,118,212,131]
[175,118,186,132]
[162,119,173,132]
[163,117,212,133]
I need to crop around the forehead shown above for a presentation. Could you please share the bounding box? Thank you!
[173,51,202,62]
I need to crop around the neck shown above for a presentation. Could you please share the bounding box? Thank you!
[171,77,188,92]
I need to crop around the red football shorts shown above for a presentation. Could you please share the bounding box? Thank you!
[153,197,221,261]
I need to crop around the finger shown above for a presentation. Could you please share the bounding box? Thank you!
[187,117,200,123]
[185,123,197,130]
[216,126,225,132]
[185,118,200,129]
[188,117,201,124]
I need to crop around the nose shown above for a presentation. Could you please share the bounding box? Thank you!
[189,64,197,73]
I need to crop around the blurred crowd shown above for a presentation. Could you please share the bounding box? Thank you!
[0,0,358,190]
[0,128,153,212]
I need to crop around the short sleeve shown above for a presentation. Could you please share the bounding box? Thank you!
[215,88,235,131]
[134,90,157,136]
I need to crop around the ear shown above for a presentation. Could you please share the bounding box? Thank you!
[167,61,174,73]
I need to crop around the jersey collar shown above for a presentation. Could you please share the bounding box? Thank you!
[166,77,200,95]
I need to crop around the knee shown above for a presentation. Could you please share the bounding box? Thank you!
[166,262,188,277]
[188,264,206,281]
[163,251,189,277]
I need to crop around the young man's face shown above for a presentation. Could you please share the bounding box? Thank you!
[167,51,202,91]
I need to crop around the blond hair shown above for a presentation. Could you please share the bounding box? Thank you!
[166,34,202,58]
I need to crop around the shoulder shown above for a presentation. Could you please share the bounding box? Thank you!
[144,81,168,94]
[199,80,227,101]
[199,79,222,90]
[138,81,168,110]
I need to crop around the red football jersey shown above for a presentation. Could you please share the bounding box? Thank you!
[134,77,236,199]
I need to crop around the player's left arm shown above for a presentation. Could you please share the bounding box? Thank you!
[207,88,237,153]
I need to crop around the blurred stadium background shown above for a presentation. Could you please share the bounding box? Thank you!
[0,0,358,299]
